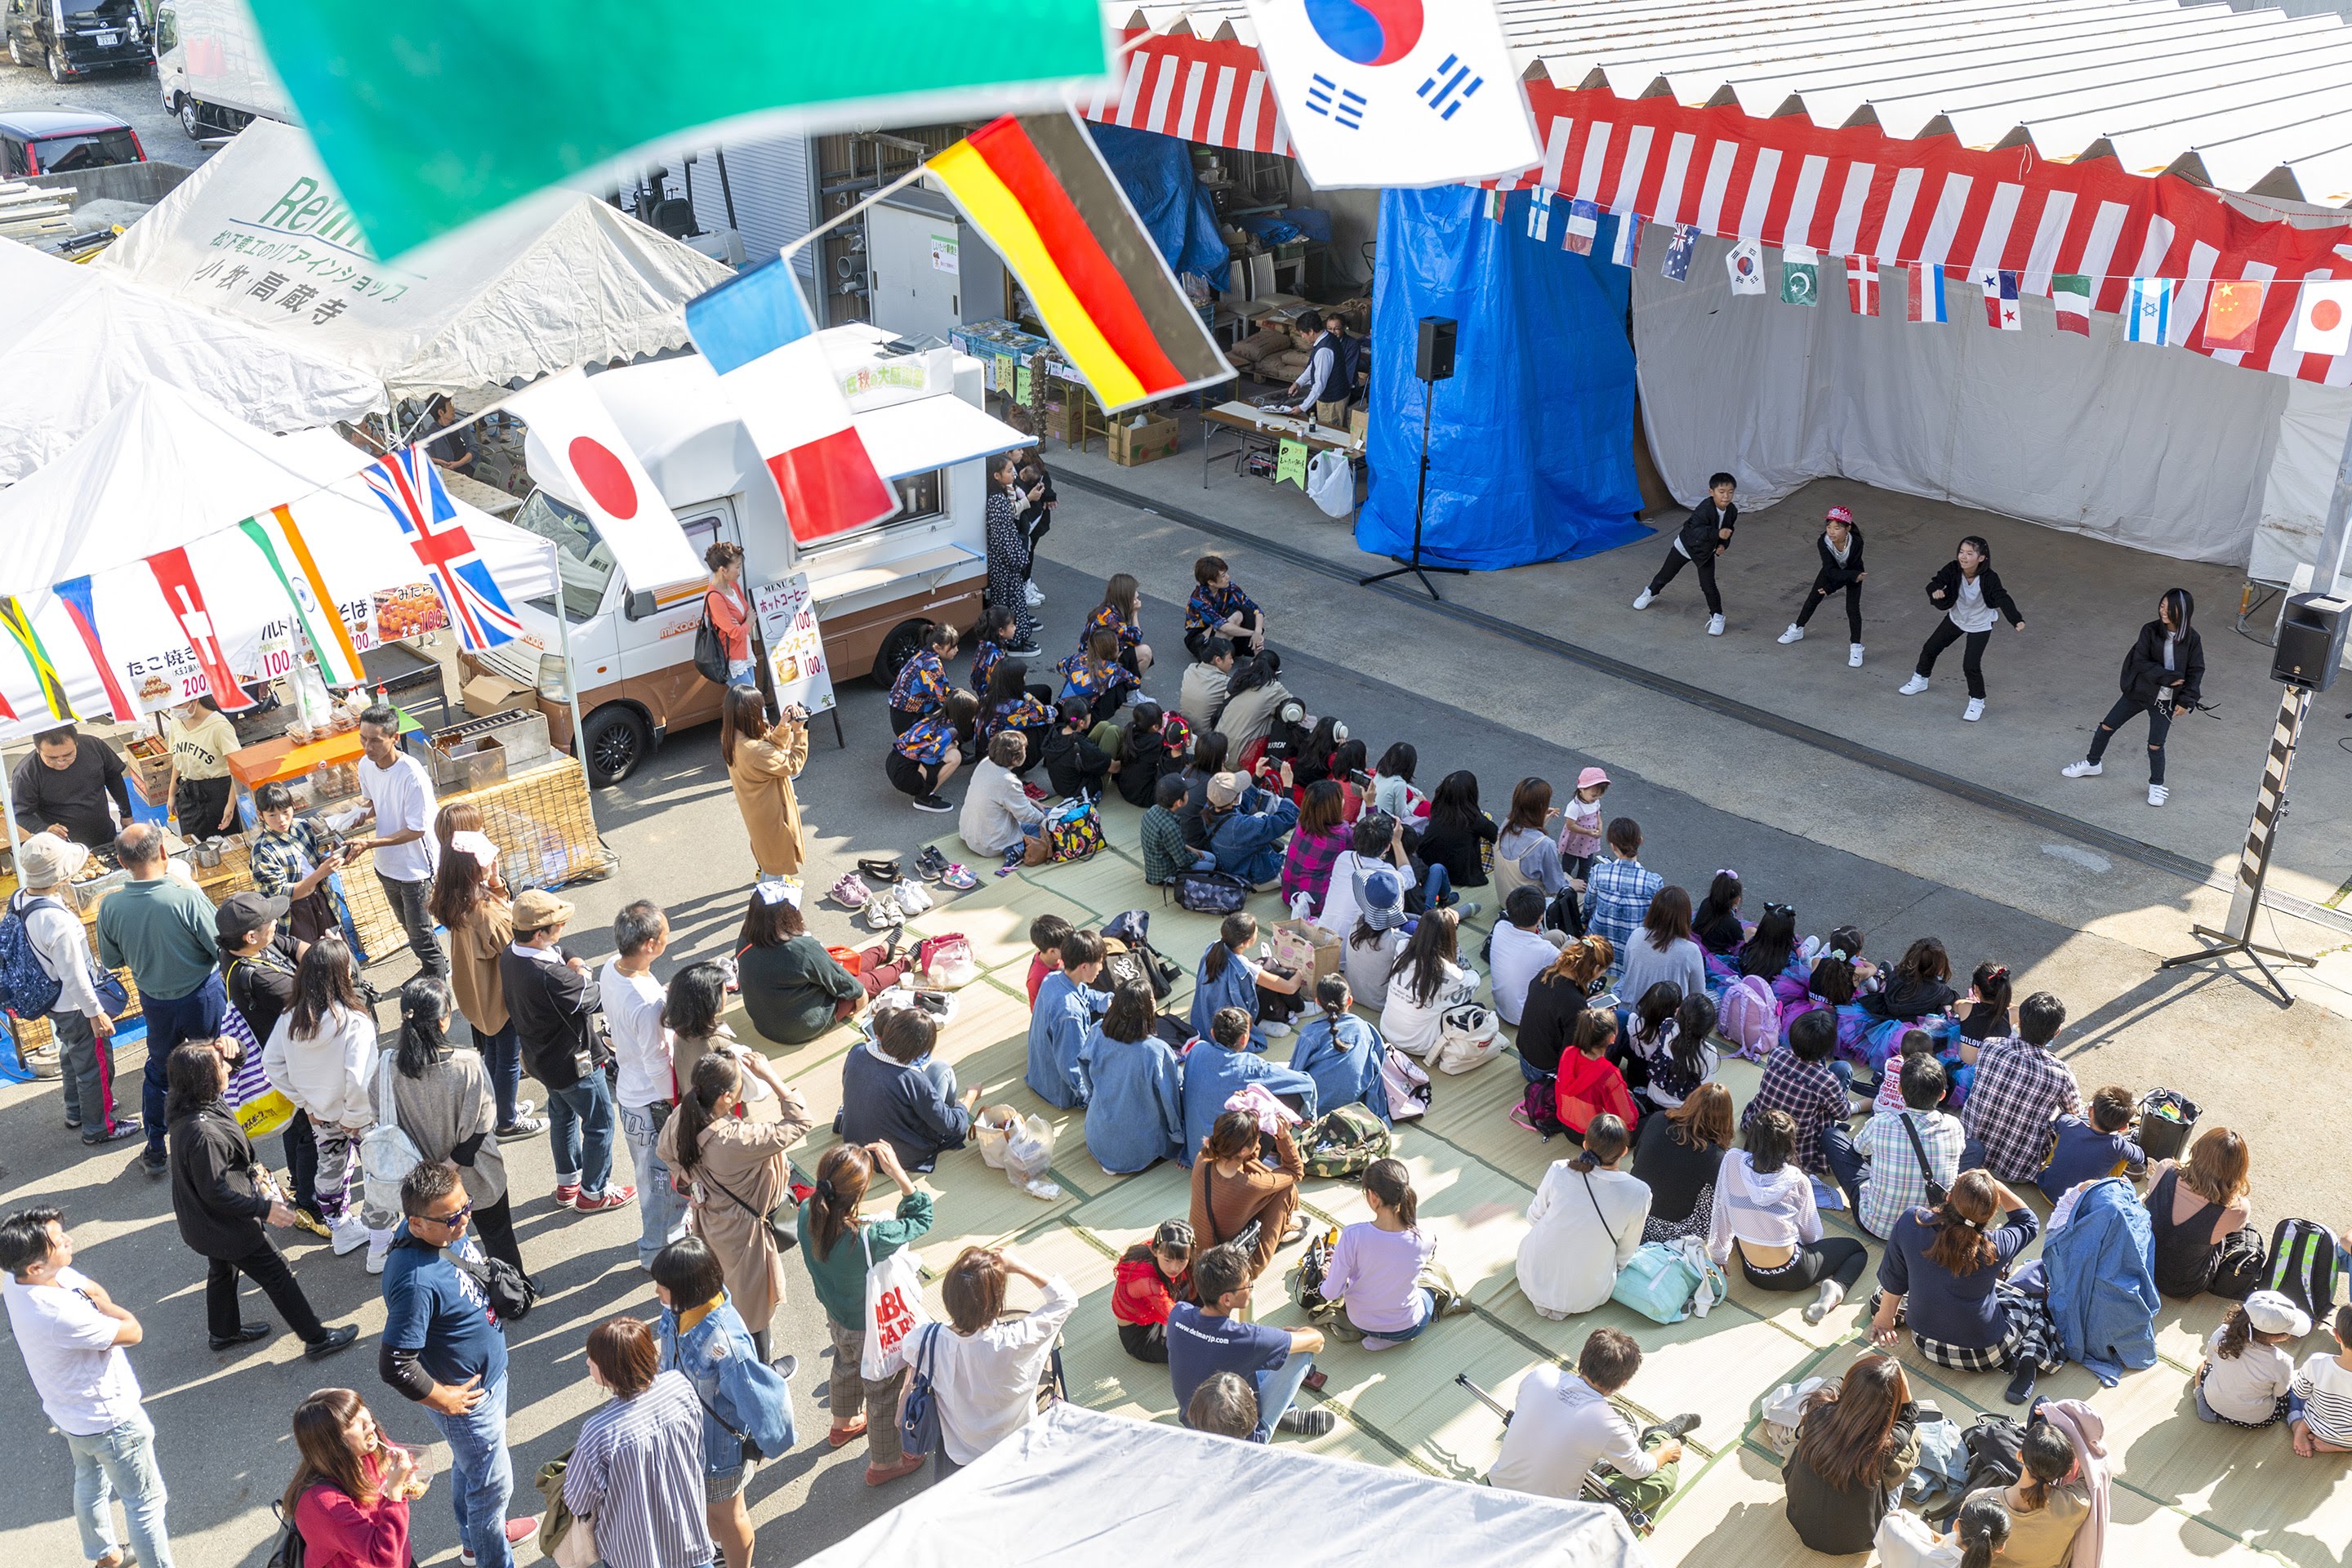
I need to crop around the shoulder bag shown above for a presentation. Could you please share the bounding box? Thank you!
[702,1161,800,1253]
[1898,1112,1949,1209]
[899,1323,943,1458]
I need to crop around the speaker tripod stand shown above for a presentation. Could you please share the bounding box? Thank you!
[1359,370,1468,602]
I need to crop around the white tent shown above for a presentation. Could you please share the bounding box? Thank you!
[0,382,555,742]
[797,1405,1651,1568]
[0,242,384,484]
[90,118,733,397]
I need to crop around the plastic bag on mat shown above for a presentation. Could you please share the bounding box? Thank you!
[975,1104,1061,1199]
[1306,449,1354,518]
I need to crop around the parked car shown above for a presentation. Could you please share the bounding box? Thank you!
[4,0,152,82]
[0,109,146,176]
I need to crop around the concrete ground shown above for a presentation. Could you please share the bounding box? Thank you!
[2,482,2348,1566]
[0,53,213,170]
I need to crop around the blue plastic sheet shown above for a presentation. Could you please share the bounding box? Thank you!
[1357,186,1648,569]
[1084,123,1230,287]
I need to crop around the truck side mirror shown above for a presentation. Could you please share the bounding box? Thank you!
[624,588,658,621]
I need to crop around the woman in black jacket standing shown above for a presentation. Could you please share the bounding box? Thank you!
[1897,535,2025,723]
[2061,587,2203,808]
[163,1042,358,1359]
[1776,505,1868,666]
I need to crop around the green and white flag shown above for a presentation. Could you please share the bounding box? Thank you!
[2053,274,2092,336]
[1782,247,1820,306]
[246,1,1112,256]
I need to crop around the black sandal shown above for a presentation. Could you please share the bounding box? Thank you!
[857,855,903,883]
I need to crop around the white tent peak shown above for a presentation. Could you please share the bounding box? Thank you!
[0,241,382,485]
[91,118,733,397]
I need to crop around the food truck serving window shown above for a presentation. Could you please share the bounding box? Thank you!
[511,490,614,623]
[804,468,945,555]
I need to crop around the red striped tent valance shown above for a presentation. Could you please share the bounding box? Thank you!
[1080,30,2352,388]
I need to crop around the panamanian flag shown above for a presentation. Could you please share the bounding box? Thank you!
[1981,270,2022,331]
[363,447,524,650]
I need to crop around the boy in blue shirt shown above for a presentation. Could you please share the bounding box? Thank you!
[1168,1241,1335,1441]
[2038,1083,2148,1201]
[1025,929,1109,1108]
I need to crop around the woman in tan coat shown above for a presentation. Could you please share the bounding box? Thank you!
[1190,1108,1305,1287]
[658,1045,813,1358]
[427,811,541,1138]
[723,686,809,877]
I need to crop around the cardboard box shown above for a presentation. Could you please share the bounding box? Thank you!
[1269,918,1342,982]
[461,670,537,718]
[1348,407,1367,439]
[1108,412,1180,466]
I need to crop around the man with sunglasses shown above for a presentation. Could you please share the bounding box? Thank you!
[381,1162,537,1568]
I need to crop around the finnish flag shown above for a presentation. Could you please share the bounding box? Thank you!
[1248,0,1539,189]
[2125,278,2171,345]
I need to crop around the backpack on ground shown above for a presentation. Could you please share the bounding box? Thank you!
[1611,1237,1726,1325]
[1103,909,1183,997]
[1431,1002,1503,1075]
[359,1052,423,1221]
[1379,1045,1432,1120]
[0,892,66,1020]
[2212,1228,2269,1300]
[1300,1103,1392,1178]
[2263,1218,2341,1321]
[1717,973,1781,1062]
[1512,1071,1562,1138]
[2136,1088,2201,1165]
[1037,798,1103,863]
[1098,939,1160,1003]
[1173,868,1249,915]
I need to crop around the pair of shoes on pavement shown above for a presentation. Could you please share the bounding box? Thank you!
[1777,625,1867,666]
[209,1322,360,1361]
[1630,588,1729,638]
[81,1119,145,1148]
[1895,674,1987,723]
[458,1517,542,1566]
[2060,759,2167,806]
[555,1184,640,1213]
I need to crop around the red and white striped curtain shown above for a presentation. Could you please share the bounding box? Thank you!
[1080,31,2352,389]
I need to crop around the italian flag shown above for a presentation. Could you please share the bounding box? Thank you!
[2053,274,2092,336]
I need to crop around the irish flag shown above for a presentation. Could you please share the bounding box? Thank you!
[929,113,1232,412]
[2053,275,2091,336]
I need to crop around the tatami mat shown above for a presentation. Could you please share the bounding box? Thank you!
[780,842,2340,1565]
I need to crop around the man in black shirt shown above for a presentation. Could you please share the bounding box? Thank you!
[425,395,477,477]
[11,726,131,849]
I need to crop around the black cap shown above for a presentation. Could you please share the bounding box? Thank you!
[215,890,289,942]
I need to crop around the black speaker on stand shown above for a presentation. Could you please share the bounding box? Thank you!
[1360,316,1471,602]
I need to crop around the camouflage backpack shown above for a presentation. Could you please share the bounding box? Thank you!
[1300,1102,1393,1178]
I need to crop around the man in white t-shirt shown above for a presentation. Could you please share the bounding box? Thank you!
[598,898,685,1269]
[2,1205,176,1568]
[347,704,446,978]
[1488,1327,1695,1519]
[1489,886,1570,1026]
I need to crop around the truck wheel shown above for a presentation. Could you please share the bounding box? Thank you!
[47,47,69,82]
[179,94,203,138]
[7,35,24,67]
[871,617,936,688]
[582,706,650,787]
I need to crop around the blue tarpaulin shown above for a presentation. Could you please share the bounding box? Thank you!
[1357,186,1647,570]
[1085,123,1230,287]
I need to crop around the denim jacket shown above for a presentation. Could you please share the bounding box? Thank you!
[657,1294,795,1473]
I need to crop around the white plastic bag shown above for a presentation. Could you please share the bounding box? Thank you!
[1759,1375,1829,1455]
[1306,449,1354,518]
[860,1229,929,1380]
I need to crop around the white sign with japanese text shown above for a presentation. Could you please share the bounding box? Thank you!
[752,573,836,717]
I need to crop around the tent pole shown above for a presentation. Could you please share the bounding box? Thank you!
[2314,414,2352,596]
[546,541,603,875]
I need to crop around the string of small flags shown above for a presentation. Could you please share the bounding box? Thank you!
[1484,188,2352,357]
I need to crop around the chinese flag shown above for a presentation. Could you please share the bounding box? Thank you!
[2204,279,2267,353]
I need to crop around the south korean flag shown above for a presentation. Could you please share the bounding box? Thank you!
[1249,0,1539,189]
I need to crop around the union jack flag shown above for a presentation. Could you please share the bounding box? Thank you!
[363,446,522,650]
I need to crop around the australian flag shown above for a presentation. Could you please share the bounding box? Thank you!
[363,446,523,651]
[1662,225,1699,283]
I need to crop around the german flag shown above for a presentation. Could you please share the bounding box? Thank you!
[929,112,1232,412]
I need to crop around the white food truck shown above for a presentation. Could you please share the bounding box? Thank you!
[152,0,293,138]
[486,325,1027,784]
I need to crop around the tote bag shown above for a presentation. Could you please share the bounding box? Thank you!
[860,1227,930,1380]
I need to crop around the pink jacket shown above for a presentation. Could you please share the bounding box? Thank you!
[2038,1397,2109,1568]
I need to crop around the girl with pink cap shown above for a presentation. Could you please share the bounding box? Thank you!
[1777,505,1869,667]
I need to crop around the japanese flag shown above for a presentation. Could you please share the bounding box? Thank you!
[2294,279,2352,357]
[1247,0,1539,189]
[508,369,706,593]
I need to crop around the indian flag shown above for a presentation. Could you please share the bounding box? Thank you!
[929,113,1232,412]
[2053,275,2091,336]
[239,508,368,688]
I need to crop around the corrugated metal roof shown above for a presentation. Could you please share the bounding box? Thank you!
[1110,0,2352,203]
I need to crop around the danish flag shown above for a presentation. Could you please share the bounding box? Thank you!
[363,447,523,650]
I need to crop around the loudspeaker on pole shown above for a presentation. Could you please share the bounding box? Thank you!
[1415,316,1457,383]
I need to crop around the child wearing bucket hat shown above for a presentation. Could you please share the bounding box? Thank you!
[2195,1290,2310,1428]
[1778,505,1868,667]
[1339,867,1414,1010]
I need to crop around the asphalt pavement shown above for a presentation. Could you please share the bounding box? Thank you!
[0,50,209,167]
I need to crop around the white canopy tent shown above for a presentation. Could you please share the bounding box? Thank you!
[89,118,733,398]
[797,1405,1651,1568]
[0,242,384,484]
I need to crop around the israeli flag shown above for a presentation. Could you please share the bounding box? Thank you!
[2126,278,2172,345]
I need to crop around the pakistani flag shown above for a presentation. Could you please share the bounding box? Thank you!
[246,1,1111,256]
[1782,247,1820,306]
[2053,274,2091,336]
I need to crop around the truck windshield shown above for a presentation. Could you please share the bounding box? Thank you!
[510,489,614,623]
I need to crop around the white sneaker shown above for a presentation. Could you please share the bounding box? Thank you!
[1022,581,1045,607]
[2148,783,2169,807]
[2060,760,2103,778]
[1962,698,1985,723]
[1848,644,1864,667]
[1706,613,1726,636]
[328,1213,369,1256]
[364,1227,394,1275]
[1260,1020,1293,1039]
[1632,588,1654,610]
[1898,674,1930,695]
[1777,624,1805,644]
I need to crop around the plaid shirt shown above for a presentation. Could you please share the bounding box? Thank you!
[888,649,948,715]
[1184,581,1257,635]
[894,714,960,765]
[1855,1108,1965,1238]
[1278,823,1350,908]
[1962,1037,2082,1181]
[248,820,334,900]
[1585,855,1663,955]
[1141,804,1205,884]
[1080,602,1143,653]
[1740,1049,1850,1175]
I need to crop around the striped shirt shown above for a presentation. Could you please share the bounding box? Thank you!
[2292,1354,2352,1447]
[563,1370,715,1568]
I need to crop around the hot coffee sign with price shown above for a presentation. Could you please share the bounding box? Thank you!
[752,572,836,716]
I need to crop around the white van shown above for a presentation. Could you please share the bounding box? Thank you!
[152,0,294,139]
[485,325,1028,785]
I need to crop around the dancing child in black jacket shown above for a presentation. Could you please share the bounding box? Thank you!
[1634,472,1737,635]
[2061,588,2203,807]
[1777,505,1868,666]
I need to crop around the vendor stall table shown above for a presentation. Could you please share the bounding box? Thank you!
[361,641,452,729]
[1201,400,1364,517]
